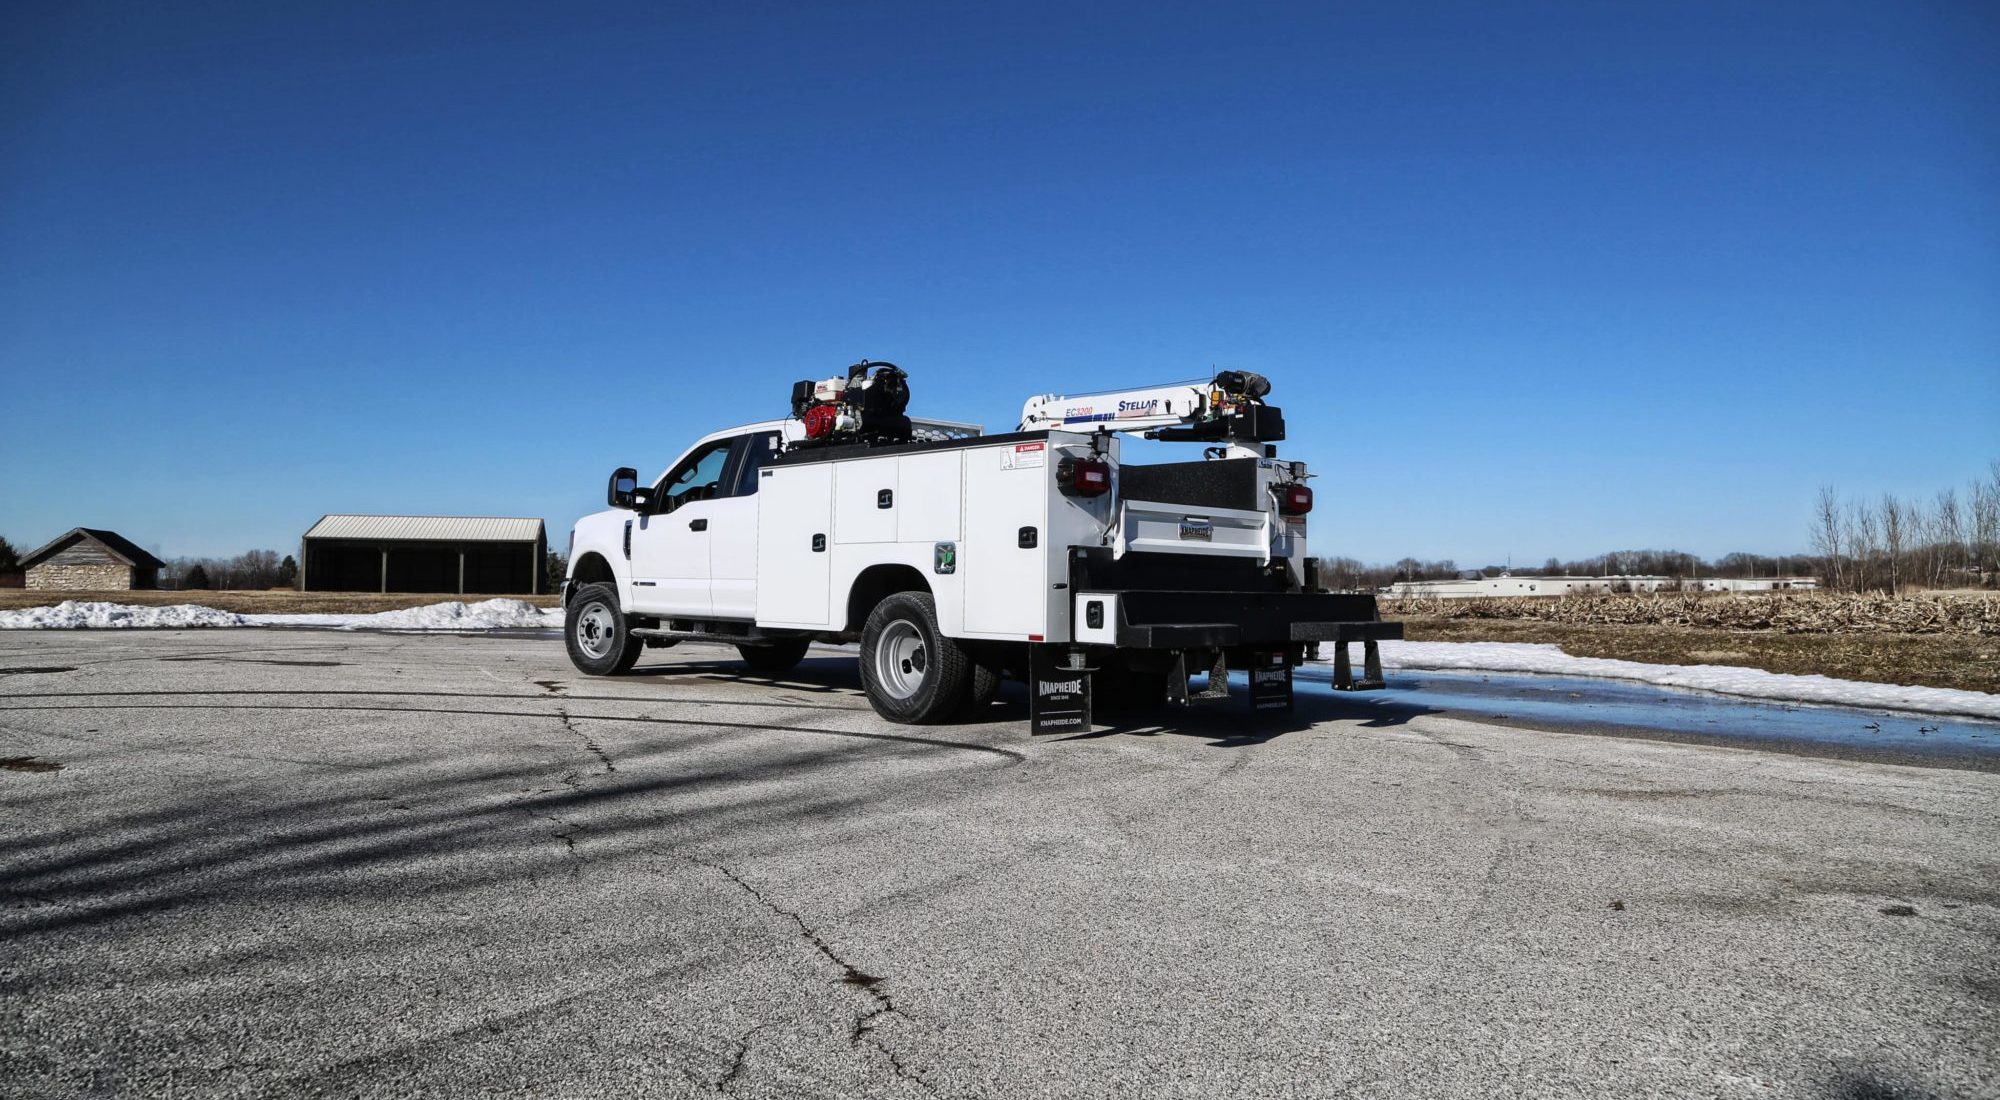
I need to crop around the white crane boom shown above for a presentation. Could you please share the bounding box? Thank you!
[1016,380,1215,433]
[1017,371,1283,459]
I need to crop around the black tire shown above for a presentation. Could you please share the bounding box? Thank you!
[564,582,642,676]
[956,652,1000,720]
[964,664,1000,716]
[859,591,971,724]
[738,638,811,674]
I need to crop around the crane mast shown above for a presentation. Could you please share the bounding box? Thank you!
[1017,371,1286,459]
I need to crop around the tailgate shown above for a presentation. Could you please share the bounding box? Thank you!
[1117,499,1270,560]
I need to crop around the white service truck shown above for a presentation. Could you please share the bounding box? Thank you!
[560,363,1399,732]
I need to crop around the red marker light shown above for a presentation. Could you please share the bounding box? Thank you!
[1057,457,1112,497]
[1279,483,1313,516]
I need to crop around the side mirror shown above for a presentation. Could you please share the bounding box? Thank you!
[607,467,640,510]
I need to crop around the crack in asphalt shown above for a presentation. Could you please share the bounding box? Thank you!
[555,706,616,775]
[511,708,617,878]
[517,805,586,879]
[717,1021,763,1094]
[689,853,937,1096]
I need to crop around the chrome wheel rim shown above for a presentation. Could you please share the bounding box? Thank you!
[575,603,616,661]
[873,619,928,700]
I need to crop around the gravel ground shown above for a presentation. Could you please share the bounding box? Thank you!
[1,630,1995,1099]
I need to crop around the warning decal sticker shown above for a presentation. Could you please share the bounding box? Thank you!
[1001,442,1047,470]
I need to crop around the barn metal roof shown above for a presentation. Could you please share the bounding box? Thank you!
[303,515,546,543]
[19,528,167,570]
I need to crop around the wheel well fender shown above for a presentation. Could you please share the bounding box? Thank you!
[572,552,616,587]
[845,564,930,632]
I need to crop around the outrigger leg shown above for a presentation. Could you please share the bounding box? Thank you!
[1331,639,1386,691]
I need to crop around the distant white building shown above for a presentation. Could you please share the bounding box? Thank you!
[1381,574,1818,599]
[1687,576,1820,593]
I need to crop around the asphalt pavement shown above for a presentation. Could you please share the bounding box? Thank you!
[1,629,1995,1099]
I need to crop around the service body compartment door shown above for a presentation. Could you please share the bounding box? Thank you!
[896,451,963,543]
[834,457,899,544]
[961,440,1052,638]
[755,463,835,628]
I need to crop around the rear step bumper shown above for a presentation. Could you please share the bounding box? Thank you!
[1088,590,1403,649]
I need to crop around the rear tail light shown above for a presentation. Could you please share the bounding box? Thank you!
[1278,483,1313,516]
[1057,457,1112,497]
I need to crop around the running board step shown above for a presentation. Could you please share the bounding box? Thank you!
[632,625,802,646]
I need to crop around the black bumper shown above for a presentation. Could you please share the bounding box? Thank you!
[1106,590,1403,649]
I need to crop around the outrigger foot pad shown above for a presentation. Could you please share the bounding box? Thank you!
[1167,650,1231,705]
[1332,640,1387,691]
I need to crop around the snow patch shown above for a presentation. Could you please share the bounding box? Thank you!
[258,599,561,631]
[0,601,252,629]
[0,598,560,632]
[1336,639,2000,722]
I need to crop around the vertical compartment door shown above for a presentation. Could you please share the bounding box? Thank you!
[961,441,1051,637]
[754,463,835,628]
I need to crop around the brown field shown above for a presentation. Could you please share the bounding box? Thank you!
[1,588,1992,696]
[1391,591,2000,695]
[1381,590,2000,636]
[0,590,561,614]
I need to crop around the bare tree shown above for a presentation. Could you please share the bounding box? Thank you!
[1880,495,1906,594]
[1976,462,2000,586]
[1849,500,1880,593]
[1926,489,1961,588]
[1811,486,1845,592]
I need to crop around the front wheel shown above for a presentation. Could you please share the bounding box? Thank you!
[859,591,971,724]
[564,582,641,675]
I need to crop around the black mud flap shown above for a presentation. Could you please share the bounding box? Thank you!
[1029,646,1092,736]
[1248,649,1293,712]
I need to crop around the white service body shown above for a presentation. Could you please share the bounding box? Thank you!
[566,421,1311,645]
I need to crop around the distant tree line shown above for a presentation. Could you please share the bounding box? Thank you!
[1317,460,2000,595]
[1811,461,2000,595]
[162,551,298,591]
[1313,550,1813,593]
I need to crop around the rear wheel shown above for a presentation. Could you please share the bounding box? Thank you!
[738,638,811,674]
[960,646,1006,716]
[565,583,641,676]
[965,660,1003,712]
[859,591,971,724]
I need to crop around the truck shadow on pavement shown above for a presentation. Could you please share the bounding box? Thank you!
[627,654,1440,744]
[1046,686,1438,746]
[625,654,1440,744]
[627,654,861,695]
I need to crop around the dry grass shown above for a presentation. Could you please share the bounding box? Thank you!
[3,587,1989,695]
[1382,590,2000,636]
[1394,592,2000,695]
[0,590,560,614]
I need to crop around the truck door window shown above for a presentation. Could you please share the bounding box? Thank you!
[656,439,734,512]
[731,432,782,496]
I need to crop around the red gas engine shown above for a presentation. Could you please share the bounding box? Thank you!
[788,361,913,447]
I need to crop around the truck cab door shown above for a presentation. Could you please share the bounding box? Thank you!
[708,430,780,620]
[629,437,738,618]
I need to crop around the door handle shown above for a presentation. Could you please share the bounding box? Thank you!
[689,518,708,532]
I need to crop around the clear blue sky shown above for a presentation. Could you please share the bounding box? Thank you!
[3,1,1994,566]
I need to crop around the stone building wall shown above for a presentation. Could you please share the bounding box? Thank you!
[26,562,133,590]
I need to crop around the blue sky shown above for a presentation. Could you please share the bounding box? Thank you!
[3,1,1994,566]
